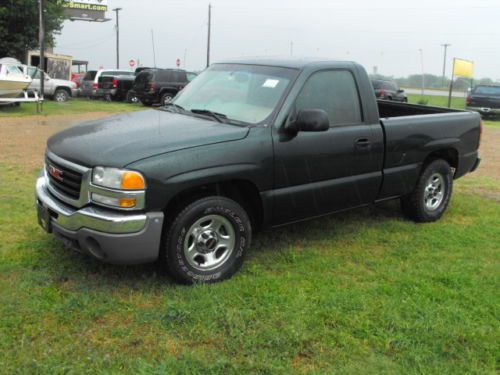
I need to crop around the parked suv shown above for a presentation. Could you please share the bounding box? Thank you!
[466,85,500,117]
[27,67,77,102]
[133,69,197,106]
[372,80,407,102]
[81,69,133,98]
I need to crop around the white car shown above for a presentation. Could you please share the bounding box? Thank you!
[27,67,77,102]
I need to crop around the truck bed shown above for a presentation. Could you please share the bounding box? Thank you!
[377,100,461,118]
[377,100,481,200]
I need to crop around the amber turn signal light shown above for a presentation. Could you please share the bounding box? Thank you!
[121,171,145,190]
[119,198,137,208]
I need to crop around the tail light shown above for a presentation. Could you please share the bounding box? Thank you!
[380,89,386,98]
[149,82,156,92]
[92,83,98,90]
[113,79,118,88]
[466,95,471,106]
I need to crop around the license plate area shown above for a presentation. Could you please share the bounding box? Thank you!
[37,202,53,233]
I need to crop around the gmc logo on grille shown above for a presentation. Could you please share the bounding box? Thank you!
[48,165,64,182]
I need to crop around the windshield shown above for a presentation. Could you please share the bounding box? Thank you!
[172,64,299,124]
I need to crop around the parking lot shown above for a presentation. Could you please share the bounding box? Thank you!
[0,101,498,373]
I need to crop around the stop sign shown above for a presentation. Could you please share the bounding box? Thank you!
[176,58,181,67]
[129,59,136,68]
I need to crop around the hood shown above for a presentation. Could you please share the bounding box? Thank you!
[47,110,250,167]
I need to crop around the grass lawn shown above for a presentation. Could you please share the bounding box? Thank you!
[0,167,498,373]
[0,98,142,117]
[406,94,466,110]
[0,101,499,373]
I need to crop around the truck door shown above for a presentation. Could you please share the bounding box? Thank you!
[271,69,383,225]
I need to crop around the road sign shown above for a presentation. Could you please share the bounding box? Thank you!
[129,59,136,68]
[176,58,181,68]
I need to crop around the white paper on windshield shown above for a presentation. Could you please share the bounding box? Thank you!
[262,79,280,88]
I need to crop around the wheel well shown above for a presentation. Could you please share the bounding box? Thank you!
[163,180,263,230]
[55,86,71,96]
[424,148,458,173]
[160,90,176,97]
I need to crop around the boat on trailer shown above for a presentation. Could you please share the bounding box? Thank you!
[0,57,32,99]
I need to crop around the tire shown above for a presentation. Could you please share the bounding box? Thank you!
[126,91,138,103]
[162,196,252,284]
[54,88,70,102]
[161,92,174,106]
[401,159,453,222]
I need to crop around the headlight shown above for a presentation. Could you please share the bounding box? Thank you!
[92,167,146,190]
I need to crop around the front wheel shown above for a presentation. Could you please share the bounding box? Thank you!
[161,92,174,106]
[401,159,453,222]
[163,197,252,284]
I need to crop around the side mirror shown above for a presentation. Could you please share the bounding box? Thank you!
[285,109,330,134]
[45,76,50,81]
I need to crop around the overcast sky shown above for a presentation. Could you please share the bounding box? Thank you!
[54,0,500,79]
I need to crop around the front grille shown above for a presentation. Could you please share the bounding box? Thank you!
[46,157,83,199]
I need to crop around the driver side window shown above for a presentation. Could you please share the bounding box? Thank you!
[295,70,362,126]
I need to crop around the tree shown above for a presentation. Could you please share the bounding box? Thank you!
[0,0,66,62]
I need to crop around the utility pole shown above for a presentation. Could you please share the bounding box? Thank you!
[151,29,157,68]
[206,4,211,68]
[38,0,45,102]
[113,7,122,69]
[441,43,451,88]
[419,49,425,98]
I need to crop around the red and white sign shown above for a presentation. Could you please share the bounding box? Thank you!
[129,59,136,68]
[176,58,181,68]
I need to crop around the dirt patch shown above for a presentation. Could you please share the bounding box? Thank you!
[471,126,500,180]
[0,112,112,172]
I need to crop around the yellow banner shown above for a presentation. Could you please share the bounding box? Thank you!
[453,58,474,78]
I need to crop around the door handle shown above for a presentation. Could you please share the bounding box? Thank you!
[354,138,372,150]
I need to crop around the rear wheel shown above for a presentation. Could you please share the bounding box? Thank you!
[401,159,453,222]
[126,91,138,103]
[54,88,70,102]
[162,197,251,284]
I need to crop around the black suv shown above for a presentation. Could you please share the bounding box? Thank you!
[133,69,197,106]
[372,80,407,102]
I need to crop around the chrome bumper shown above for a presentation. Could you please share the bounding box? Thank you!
[36,175,149,233]
[36,175,164,264]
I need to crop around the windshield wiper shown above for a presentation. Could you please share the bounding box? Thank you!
[190,109,228,123]
[161,102,186,113]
